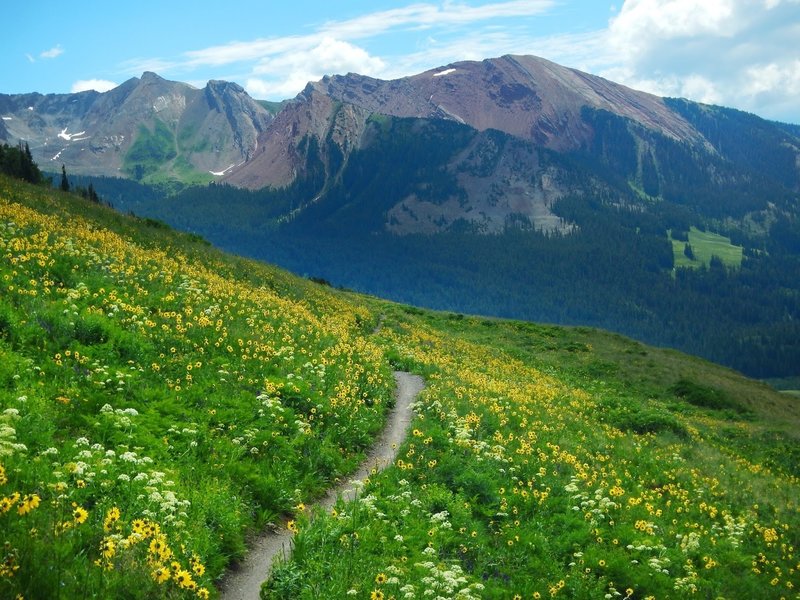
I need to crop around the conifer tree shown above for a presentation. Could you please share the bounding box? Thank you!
[88,182,99,203]
[21,142,36,183]
[60,164,70,192]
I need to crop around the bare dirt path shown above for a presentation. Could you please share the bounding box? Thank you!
[218,371,425,600]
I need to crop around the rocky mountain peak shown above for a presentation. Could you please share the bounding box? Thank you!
[139,71,163,83]
[206,80,247,95]
[223,53,720,192]
[306,54,705,151]
[0,72,271,181]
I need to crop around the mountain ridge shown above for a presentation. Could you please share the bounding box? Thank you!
[0,71,272,183]
[222,54,719,191]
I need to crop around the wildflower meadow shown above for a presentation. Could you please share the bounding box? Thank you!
[0,175,798,599]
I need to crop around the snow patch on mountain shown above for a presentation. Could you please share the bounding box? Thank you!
[58,128,88,141]
[433,68,457,77]
[209,161,245,177]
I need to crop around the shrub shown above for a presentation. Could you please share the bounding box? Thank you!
[670,378,745,412]
[608,405,687,437]
[74,314,108,345]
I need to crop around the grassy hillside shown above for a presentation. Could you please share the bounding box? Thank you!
[123,120,215,186]
[268,307,799,599]
[0,175,393,598]
[0,175,798,599]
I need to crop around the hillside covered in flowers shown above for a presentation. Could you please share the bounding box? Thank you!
[0,175,798,599]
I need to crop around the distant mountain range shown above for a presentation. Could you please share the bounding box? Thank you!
[3,55,799,379]
[0,72,272,183]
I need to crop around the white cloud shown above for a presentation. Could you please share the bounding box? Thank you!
[610,0,737,48]
[744,62,798,96]
[71,79,118,93]
[40,45,64,59]
[119,57,182,76]
[318,1,555,39]
[246,37,385,98]
[126,1,555,100]
[253,37,385,77]
[179,1,553,72]
[595,0,800,122]
[183,36,310,69]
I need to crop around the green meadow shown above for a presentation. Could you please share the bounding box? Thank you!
[671,226,743,269]
[0,175,797,599]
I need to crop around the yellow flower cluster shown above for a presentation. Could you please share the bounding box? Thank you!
[0,179,397,598]
[367,312,800,597]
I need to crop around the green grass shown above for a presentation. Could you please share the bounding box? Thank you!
[268,303,800,598]
[0,175,392,598]
[124,120,215,186]
[171,155,215,186]
[0,175,798,599]
[256,100,289,116]
[124,119,178,180]
[670,226,743,269]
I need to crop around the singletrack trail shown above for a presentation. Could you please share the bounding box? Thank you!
[219,371,425,600]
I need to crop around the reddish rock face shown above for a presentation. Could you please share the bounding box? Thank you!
[224,54,707,190]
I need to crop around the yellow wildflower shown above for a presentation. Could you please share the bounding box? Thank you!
[17,494,41,516]
[73,506,88,524]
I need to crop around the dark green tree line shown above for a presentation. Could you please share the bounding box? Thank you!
[0,142,43,184]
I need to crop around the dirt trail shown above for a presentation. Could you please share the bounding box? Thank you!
[218,371,425,600]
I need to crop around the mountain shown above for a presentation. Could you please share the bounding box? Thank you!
[144,56,800,379]
[221,54,798,235]
[0,72,272,183]
[226,54,707,187]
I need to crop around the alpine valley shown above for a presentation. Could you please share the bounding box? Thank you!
[3,54,799,379]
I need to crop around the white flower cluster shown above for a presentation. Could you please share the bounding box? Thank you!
[413,552,484,600]
[429,510,453,530]
[0,422,27,456]
[569,483,618,525]
[677,530,701,553]
[673,560,699,594]
[100,403,139,429]
[65,281,90,301]
[626,541,669,575]
[716,512,747,548]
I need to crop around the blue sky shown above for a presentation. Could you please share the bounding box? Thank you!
[3,0,799,123]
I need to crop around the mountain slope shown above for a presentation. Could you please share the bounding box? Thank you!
[1,173,797,598]
[0,72,272,183]
[223,54,712,190]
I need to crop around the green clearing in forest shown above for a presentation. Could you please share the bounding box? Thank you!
[670,226,743,269]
